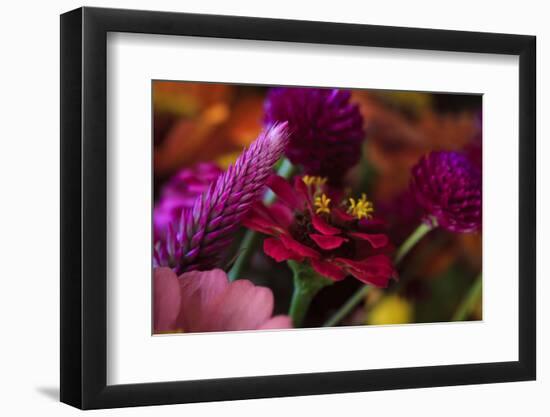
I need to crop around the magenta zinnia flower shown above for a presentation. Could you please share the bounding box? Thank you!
[154,162,222,239]
[243,175,397,287]
[154,267,292,333]
[154,123,289,273]
[264,88,365,184]
[410,151,482,233]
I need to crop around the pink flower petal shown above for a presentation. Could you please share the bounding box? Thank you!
[258,315,293,330]
[311,259,347,281]
[312,215,341,235]
[279,234,321,259]
[177,269,228,332]
[209,281,274,331]
[348,232,389,248]
[153,267,182,333]
[309,233,348,250]
[264,237,304,262]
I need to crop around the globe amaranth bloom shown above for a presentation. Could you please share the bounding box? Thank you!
[154,162,222,239]
[264,88,365,184]
[243,175,397,287]
[410,151,482,233]
[154,267,292,333]
[154,123,289,274]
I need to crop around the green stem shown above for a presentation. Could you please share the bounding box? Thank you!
[452,273,482,321]
[228,159,296,281]
[288,260,332,327]
[323,286,370,327]
[322,222,434,327]
[394,222,433,264]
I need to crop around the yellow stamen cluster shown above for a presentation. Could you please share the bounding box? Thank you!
[302,175,328,188]
[314,193,332,215]
[347,193,374,220]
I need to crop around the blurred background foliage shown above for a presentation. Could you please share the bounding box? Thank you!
[153,81,482,327]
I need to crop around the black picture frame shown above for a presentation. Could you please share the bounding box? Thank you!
[60,6,536,410]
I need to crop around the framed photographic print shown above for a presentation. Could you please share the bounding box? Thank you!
[60,6,536,409]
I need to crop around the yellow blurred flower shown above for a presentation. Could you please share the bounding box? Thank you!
[367,295,413,325]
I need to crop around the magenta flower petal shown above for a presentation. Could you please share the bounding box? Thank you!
[310,259,347,281]
[264,237,303,262]
[348,232,389,249]
[309,233,348,250]
[267,174,305,210]
[335,255,396,287]
[312,215,341,235]
[153,267,182,333]
[279,234,321,259]
[243,212,282,236]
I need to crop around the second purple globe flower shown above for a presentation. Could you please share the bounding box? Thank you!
[410,151,482,233]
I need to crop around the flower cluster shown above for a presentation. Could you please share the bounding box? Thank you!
[152,83,484,333]
[244,175,397,287]
[265,88,365,184]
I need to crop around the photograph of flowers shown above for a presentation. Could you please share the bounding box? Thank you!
[152,82,482,335]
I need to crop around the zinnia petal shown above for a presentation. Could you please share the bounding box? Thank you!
[267,175,304,210]
[243,210,280,235]
[264,237,304,262]
[348,232,389,248]
[311,259,347,281]
[312,215,341,235]
[335,255,396,287]
[309,233,348,250]
[279,234,321,259]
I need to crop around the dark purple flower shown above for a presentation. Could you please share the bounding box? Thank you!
[264,88,365,184]
[154,123,290,274]
[154,162,222,239]
[410,151,482,233]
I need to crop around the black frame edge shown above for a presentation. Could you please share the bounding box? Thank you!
[60,6,537,410]
[518,35,536,380]
[60,7,83,409]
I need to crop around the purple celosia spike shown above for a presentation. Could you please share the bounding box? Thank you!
[264,88,365,185]
[410,151,482,233]
[154,123,289,273]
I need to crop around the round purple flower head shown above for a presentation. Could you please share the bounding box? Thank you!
[264,88,365,184]
[410,151,482,233]
[154,162,222,239]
